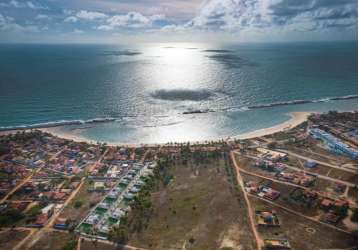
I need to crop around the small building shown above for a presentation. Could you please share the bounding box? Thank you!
[94,182,105,190]
[34,213,48,227]
[52,192,66,201]
[255,210,280,227]
[245,181,259,194]
[320,199,335,211]
[86,214,100,225]
[259,187,280,200]
[304,160,317,168]
[334,183,346,193]
[257,148,288,162]
[322,212,340,224]
[53,217,68,230]
[264,239,291,249]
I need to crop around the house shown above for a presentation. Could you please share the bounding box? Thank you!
[334,183,346,193]
[34,213,48,227]
[320,199,349,212]
[259,187,280,200]
[320,199,334,211]
[53,217,68,230]
[304,160,317,168]
[245,181,259,194]
[255,210,280,227]
[94,182,105,190]
[264,239,291,249]
[256,148,288,162]
[322,212,340,224]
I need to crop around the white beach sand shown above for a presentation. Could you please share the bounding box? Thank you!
[234,112,311,140]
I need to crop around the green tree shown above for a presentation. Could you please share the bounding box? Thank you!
[109,224,129,245]
[351,208,358,222]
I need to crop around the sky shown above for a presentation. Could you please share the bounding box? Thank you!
[0,0,358,43]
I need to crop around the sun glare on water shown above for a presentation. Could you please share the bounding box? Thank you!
[143,44,211,91]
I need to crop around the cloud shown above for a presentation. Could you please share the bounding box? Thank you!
[0,14,41,32]
[75,10,108,20]
[188,0,264,30]
[1,0,358,43]
[107,12,151,28]
[0,14,6,26]
[35,14,50,20]
[1,0,47,10]
[64,16,78,23]
[187,0,358,32]
[98,12,166,30]
[72,29,84,34]
[97,25,113,31]
[64,10,107,24]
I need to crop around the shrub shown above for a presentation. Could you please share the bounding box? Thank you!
[73,200,83,209]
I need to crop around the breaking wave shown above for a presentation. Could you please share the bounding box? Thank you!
[0,118,117,131]
[221,94,358,112]
[1,94,357,132]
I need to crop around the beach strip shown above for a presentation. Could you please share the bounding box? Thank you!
[234,112,311,140]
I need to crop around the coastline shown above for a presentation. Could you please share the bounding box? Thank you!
[0,112,312,146]
[234,112,311,140]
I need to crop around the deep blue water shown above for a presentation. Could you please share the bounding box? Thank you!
[0,42,358,143]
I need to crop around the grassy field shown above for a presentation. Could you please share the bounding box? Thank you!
[128,156,256,250]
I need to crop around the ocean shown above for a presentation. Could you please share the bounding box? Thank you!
[0,42,358,144]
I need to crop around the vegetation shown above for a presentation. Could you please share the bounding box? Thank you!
[25,204,41,221]
[109,173,157,245]
[127,178,155,233]
[0,142,10,156]
[61,237,77,250]
[109,219,129,245]
[73,200,83,209]
[155,156,173,187]
[0,208,24,227]
[351,208,358,222]
[267,141,278,149]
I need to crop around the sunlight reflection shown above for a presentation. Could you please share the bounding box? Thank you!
[143,44,209,90]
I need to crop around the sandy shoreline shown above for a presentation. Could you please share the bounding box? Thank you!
[234,112,311,140]
[0,112,312,147]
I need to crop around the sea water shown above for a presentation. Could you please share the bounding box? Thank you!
[0,42,357,143]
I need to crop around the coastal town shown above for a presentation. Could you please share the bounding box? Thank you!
[0,111,357,250]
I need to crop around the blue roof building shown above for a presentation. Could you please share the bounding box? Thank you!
[309,128,358,160]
